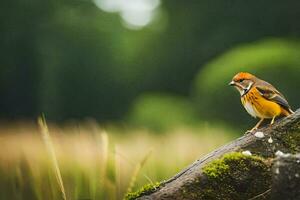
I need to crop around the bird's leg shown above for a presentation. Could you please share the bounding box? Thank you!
[246,118,264,134]
[253,118,264,130]
[270,116,276,125]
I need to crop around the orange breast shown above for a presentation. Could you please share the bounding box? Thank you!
[241,87,282,119]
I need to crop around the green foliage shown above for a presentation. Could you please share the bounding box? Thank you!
[193,38,300,127]
[128,93,198,131]
[125,182,161,200]
[1,1,300,121]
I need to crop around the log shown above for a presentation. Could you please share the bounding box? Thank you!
[271,154,300,200]
[129,109,300,200]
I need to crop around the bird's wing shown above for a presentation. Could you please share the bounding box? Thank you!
[255,84,291,111]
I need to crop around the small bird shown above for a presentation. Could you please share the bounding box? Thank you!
[229,72,294,133]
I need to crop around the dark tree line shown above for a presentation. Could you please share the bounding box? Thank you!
[0,0,300,121]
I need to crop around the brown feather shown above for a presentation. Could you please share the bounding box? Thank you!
[255,80,293,114]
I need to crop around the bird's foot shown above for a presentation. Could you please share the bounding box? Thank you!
[245,128,257,135]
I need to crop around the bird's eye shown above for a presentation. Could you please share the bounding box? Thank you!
[239,79,245,82]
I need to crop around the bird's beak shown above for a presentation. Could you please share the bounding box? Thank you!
[228,81,236,86]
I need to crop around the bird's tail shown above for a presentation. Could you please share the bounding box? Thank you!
[288,108,295,114]
[281,107,294,116]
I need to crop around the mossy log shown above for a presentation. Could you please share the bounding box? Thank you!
[134,109,300,200]
[271,154,300,200]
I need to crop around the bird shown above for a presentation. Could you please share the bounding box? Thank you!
[229,72,294,133]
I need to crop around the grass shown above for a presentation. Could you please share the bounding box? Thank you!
[38,117,67,200]
[0,120,236,200]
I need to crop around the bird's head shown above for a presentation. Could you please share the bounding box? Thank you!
[229,72,257,96]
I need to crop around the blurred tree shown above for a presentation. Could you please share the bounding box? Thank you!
[0,0,300,121]
[128,93,197,132]
[0,0,56,119]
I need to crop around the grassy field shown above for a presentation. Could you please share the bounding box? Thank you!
[0,120,236,200]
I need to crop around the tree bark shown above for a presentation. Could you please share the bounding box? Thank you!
[271,154,300,200]
[136,109,300,200]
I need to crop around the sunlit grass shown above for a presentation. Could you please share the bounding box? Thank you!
[38,117,67,200]
[0,121,236,200]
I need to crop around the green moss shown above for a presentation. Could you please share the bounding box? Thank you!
[203,152,265,179]
[281,130,300,153]
[202,159,230,178]
[198,152,272,200]
[124,182,161,200]
[125,152,274,200]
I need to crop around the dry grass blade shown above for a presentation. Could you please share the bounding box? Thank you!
[248,189,271,200]
[115,145,122,200]
[124,149,153,198]
[38,116,67,200]
[95,130,109,198]
[99,131,109,179]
